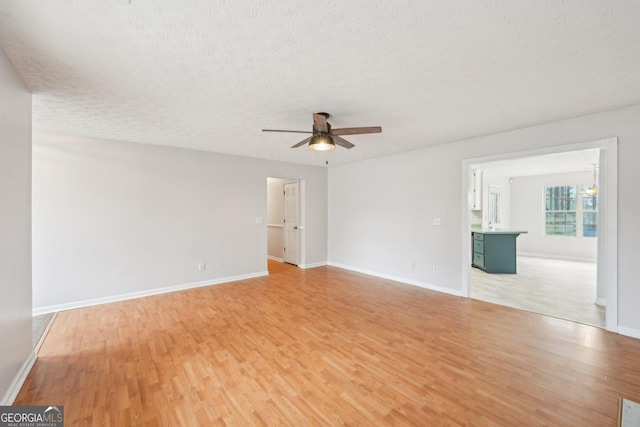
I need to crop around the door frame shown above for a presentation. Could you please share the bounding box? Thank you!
[460,137,618,332]
[266,177,305,267]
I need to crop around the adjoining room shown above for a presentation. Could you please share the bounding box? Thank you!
[469,149,606,328]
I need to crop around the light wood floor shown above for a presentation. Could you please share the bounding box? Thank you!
[16,261,640,426]
[471,256,605,328]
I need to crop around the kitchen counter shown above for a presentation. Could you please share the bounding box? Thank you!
[471,225,528,235]
[471,228,527,274]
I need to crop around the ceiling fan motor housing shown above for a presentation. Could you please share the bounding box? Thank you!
[313,124,331,135]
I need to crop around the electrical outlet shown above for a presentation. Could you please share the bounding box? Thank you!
[198,263,205,271]
[433,218,441,226]
[433,266,438,273]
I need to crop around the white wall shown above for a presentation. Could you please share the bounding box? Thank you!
[32,132,327,313]
[328,143,464,295]
[328,103,640,335]
[0,48,33,403]
[511,170,598,261]
[267,177,285,260]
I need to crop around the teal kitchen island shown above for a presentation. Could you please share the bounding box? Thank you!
[471,228,528,274]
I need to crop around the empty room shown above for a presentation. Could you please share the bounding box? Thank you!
[2,1,640,426]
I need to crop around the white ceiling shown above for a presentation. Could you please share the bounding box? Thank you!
[473,148,600,178]
[1,1,639,167]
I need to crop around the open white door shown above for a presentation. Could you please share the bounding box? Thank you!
[283,181,299,265]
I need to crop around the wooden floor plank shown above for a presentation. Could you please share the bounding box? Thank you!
[15,261,640,425]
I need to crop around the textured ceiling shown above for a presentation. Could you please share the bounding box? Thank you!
[1,1,639,166]
[474,149,600,178]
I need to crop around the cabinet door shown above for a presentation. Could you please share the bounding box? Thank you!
[473,252,485,268]
[484,234,517,274]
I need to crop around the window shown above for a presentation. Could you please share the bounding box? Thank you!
[545,186,577,236]
[544,185,598,237]
[582,185,598,237]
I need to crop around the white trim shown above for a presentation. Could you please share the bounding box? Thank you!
[1,350,37,405]
[596,297,607,307]
[328,262,463,297]
[466,138,614,165]
[299,261,327,269]
[461,137,618,332]
[517,252,596,263]
[267,224,284,228]
[32,271,268,316]
[461,159,471,298]
[298,180,306,267]
[604,138,618,333]
[618,327,640,340]
[268,255,284,262]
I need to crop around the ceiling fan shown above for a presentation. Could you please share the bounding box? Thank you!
[262,112,382,151]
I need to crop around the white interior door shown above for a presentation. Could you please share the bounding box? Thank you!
[283,181,299,265]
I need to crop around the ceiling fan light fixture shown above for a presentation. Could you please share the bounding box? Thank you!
[308,134,335,151]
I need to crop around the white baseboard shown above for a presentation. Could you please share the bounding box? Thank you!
[266,259,326,269]
[268,256,327,268]
[267,256,284,262]
[517,252,596,263]
[33,271,269,316]
[1,350,37,405]
[618,326,640,340]
[327,262,462,297]
[300,261,327,269]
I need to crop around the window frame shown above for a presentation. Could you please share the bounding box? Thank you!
[544,186,577,237]
[543,184,598,238]
[581,184,598,238]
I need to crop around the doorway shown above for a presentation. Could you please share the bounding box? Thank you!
[461,137,618,332]
[267,177,302,268]
[471,152,602,327]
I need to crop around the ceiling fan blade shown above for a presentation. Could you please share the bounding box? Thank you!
[330,126,382,136]
[263,129,313,134]
[291,136,313,148]
[313,113,329,133]
[333,135,355,149]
